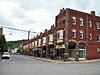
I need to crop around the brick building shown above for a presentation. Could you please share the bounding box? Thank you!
[22,8,100,60]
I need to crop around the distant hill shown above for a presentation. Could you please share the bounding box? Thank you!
[7,40,22,49]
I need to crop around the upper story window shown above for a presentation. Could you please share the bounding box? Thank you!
[80,18,83,26]
[38,39,41,45]
[80,31,83,39]
[72,17,76,25]
[89,34,93,40]
[97,48,100,52]
[49,34,54,42]
[57,30,63,40]
[32,42,34,46]
[96,35,100,42]
[89,21,92,27]
[43,37,46,44]
[72,29,76,38]
[96,22,100,29]
[35,41,37,46]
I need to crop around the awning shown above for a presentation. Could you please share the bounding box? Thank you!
[56,45,65,49]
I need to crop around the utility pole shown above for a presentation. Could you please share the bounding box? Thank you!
[28,31,30,40]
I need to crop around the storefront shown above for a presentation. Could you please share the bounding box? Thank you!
[68,41,86,60]
[55,44,65,59]
[78,42,86,60]
[68,41,76,60]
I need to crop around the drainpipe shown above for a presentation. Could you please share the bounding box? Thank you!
[46,36,49,58]
[86,15,89,60]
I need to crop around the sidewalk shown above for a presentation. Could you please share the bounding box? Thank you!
[32,57,100,64]
[0,55,2,62]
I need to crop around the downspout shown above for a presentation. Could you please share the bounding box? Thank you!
[86,15,89,60]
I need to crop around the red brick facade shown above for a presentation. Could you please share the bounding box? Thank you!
[22,8,100,60]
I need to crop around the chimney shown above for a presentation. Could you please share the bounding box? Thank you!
[91,11,95,16]
[62,8,65,11]
[40,32,42,35]
[37,35,38,37]
[60,9,62,13]
[45,29,47,32]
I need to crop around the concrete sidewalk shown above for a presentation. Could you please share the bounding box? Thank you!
[32,57,100,64]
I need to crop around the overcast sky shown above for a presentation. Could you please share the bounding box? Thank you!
[0,0,100,41]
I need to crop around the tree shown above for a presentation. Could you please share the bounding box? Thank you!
[0,35,8,53]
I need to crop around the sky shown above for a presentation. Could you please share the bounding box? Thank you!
[0,0,100,41]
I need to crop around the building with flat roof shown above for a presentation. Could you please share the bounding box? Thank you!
[22,8,100,60]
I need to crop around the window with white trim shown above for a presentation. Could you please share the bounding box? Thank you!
[43,37,46,44]
[32,42,34,46]
[49,34,53,42]
[72,29,76,38]
[89,21,92,27]
[80,18,83,26]
[72,17,76,25]
[90,34,93,40]
[96,22,100,29]
[35,41,37,46]
[97,48,100,52]
[38,39,41,45]
[96,35,100,42]
[57,30,63,40]
[80,31,83,39]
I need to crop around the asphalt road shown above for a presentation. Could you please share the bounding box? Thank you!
[0,54,100,75]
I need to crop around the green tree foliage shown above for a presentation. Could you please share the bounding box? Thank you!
[0,35,8,52]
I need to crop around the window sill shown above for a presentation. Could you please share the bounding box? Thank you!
[97,41,100,42]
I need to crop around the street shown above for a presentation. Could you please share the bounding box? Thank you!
[0,54,100,75]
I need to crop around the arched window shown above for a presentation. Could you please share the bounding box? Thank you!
[80,31,83,39]
[72,16,76,25]
[89,21,92,27]
[89,34,93,40]
[80,18,83,26]
[72,29,76,38]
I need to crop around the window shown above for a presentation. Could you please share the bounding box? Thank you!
[72,29,76,38]
[35,41,37,46]
[49,34,53,42]
[97,48,100,52]
[89,21,92,27]
[57,30,63,40]
[72,17,76,25]
[80,31,83,39]
[90,34,93,40]
[80,18,83,26]
[32,42,34,46]
[38,39,41,45]
[43,37,46,44]
[96,22,100,29]
[97,35,100,42]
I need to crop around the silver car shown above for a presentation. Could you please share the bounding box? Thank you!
[2,52,11,59]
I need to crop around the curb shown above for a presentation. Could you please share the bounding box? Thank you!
[32,57,91,64]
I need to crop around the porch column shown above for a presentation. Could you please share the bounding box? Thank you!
[46,46,49,58]
[75,44,79,61]
[64,42,69,61]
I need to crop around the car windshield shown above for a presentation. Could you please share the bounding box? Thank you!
[3,52,10,55]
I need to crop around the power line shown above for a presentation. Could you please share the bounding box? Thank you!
[0,26,39,40]
[0,26,39,34]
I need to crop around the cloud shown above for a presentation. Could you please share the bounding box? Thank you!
[0,0,100,41]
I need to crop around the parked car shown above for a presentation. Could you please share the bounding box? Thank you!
[2,52,11,59]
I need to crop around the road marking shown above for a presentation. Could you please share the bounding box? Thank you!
[0,60,5,63]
